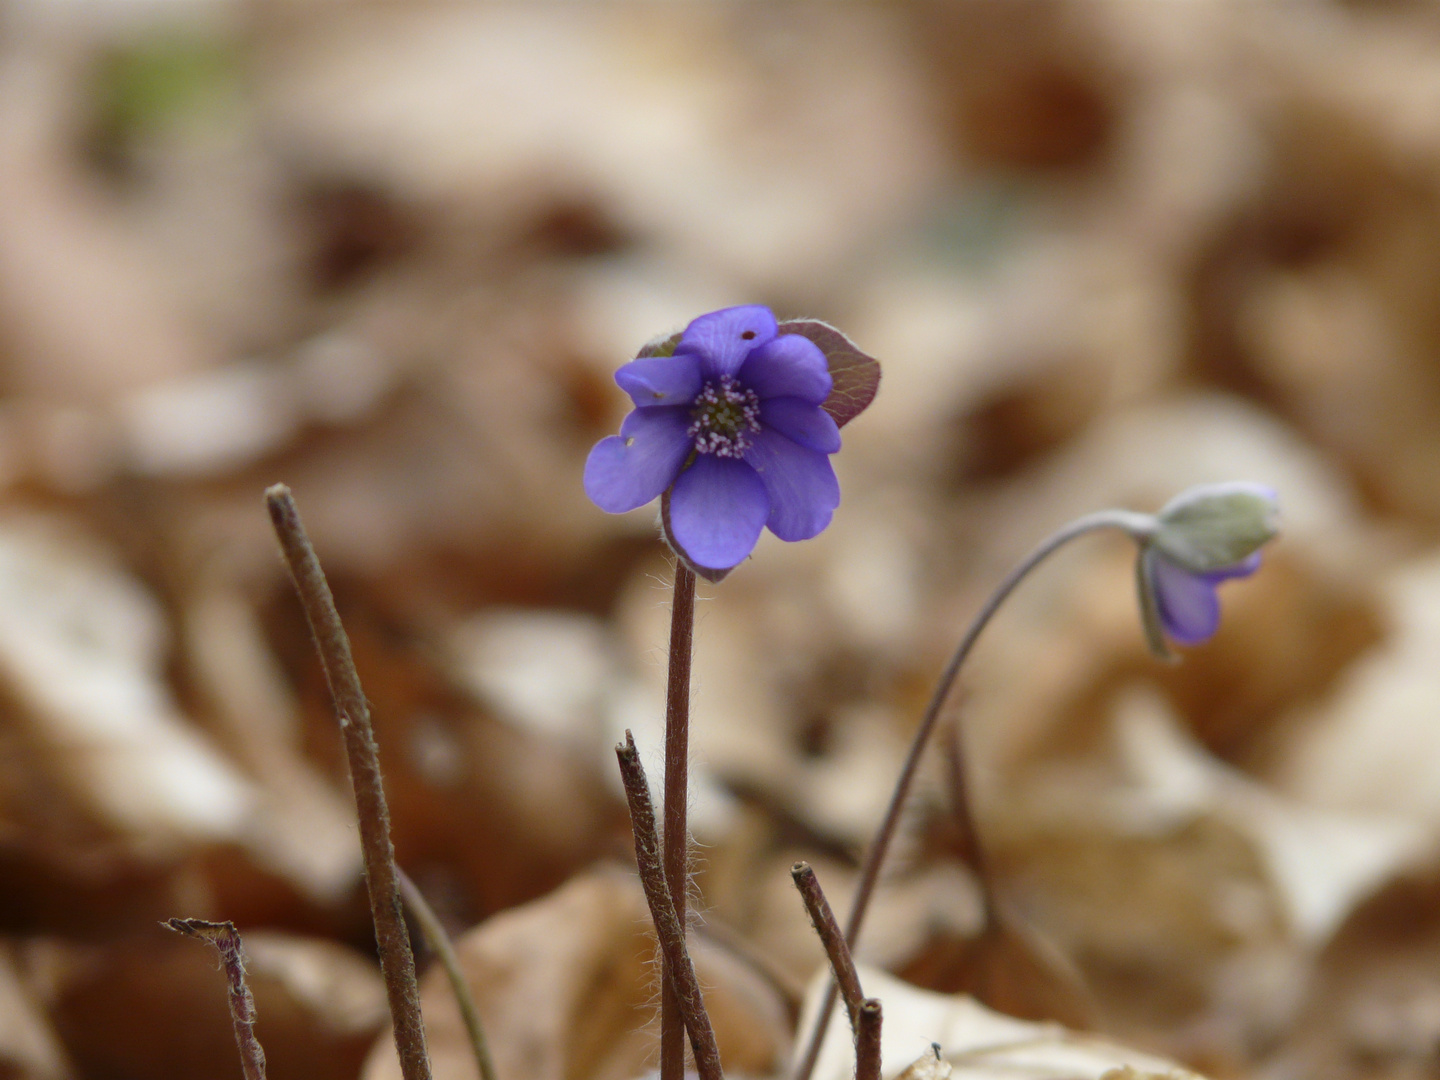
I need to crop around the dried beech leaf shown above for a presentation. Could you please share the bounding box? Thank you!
[896,1045,951,1080]
[0,946,71,1080]
[0,513,254,851]
[800,965,1205,1080]
[898,901,1096,1030]
[362,867,790,1080]
[44,933,386,1080]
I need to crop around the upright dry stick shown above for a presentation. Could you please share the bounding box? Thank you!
[164,919,267,1080]
[616,731,723,1080]
[791,862,865,1030]
[662,563,697,1080]
[856,999,882,1080]
[266,484,432,1080]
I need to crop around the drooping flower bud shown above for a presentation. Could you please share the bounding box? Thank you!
[1134,482,1280,660]
[1150,482,1280,574]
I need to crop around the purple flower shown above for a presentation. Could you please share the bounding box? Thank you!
[584,306,860,575]
[1134,482,1279,657]
[1142,548,1263,646]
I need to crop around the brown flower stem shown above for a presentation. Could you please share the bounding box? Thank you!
[792,510,1151,1080]
[265,484,432,1080]
[856,999,882,1080]
[790,862,864,1031]
[164,919,267,1080]
[616,731,723,1080]
[662,562,697,1080]
[397,868,498,1080]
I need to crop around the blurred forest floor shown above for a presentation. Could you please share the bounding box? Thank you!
[3,3,1440,1080]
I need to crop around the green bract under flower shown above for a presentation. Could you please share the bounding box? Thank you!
[1150,482,1280,574]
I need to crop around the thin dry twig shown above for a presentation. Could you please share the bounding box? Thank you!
[791,862,865,1030]
[616,730,723,1080]
[662,563,697,1080]
[265,483,432,1080]
[856,999,882,1080]
[397,868,498,1080]
[164,918,266,1080]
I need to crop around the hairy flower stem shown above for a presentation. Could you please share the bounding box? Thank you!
[792,509,1152,1080]
[397,869,498,1080]
[265,485,432,1080]
[165,919,267,1080]
[617,732,724,1080]
[662,562,697,1080]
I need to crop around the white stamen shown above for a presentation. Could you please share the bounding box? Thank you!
[688,376,761,457]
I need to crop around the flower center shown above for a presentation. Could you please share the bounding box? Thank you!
[688,376,761,457]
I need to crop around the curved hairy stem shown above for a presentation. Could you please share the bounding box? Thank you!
[792,509,1151,1080]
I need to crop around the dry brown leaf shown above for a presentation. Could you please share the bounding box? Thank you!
[363,866,790,1080]
[37,930,385,1080]
[987,688,1425,1053]
[897,901,1096,1031]
[1264,552,1440,829]
[0,943,72,1080]
[802,965,1204,1080]
[1272,860,1440,1080]
[0,512,254,855]
[259,7,941,294]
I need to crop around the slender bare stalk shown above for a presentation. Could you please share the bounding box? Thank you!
[662,563,697,1080]
[856,999,882,1080]
[396,869,498,1080]
[792,510,1152,1080]
[265,484,431,1080]
[164,919,266,1080]
[791,862,864,1030]
[616,731,723,1080]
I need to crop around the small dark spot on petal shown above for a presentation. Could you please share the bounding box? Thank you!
[741,330,756,340]
[652,391,664,399]
[624,437,634,447]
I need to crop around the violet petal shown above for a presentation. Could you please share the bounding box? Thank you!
[675,306,778,379]
[582,407,691,513]
[615,354,703,408]
[743,427,840,542]
[1150,553,1222,645]
[738,334,832,403]
[759,397,841,453]
[1204,550,1263,584]
[668,455,770,569]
